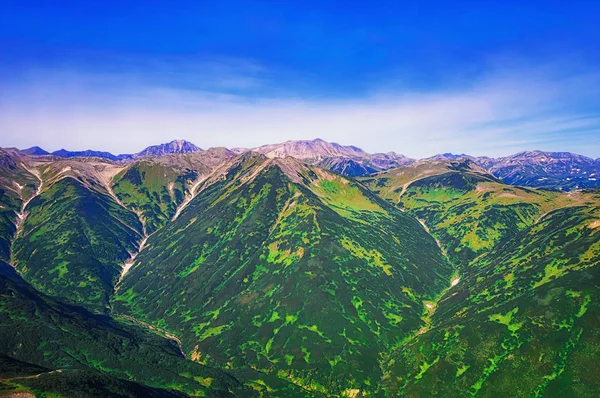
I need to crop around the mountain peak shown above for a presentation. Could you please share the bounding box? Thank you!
[137,139,203,157]
[170,139,189,148]
[425,153,471,161]
[267,155,313,183]
[21,146,50,156]
[253,138,367,160]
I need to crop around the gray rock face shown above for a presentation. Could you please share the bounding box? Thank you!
[136,140,203,157]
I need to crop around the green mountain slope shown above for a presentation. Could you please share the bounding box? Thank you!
[112,149,234,234]
[0,266,243,397]
[11,174,143,310]
[0,264,312,397]
[381,194,600,396]
[361,159,587,265]
[0,149,40,264]
[112,160,197,234]
[114,153,454,395]
[8,150,235,312]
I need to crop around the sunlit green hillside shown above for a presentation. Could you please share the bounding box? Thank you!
[114,153,453,395]
[361,159,591,265]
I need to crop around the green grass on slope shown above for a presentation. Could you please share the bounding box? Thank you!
[381,202,600,397]
[359,159,460,203]
[11,177,143,310]
[112,158,214,233]
[112,163,192,233]
[401,173,544,264]
[367,166,585,265]
[311,174,386,220]
[114,156,453,396]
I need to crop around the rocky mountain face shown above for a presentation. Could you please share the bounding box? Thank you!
[485,150,600,190]
[253,138,367,160]
[136,139,203,157]
[1,140,600,396]
[252,138,414,176]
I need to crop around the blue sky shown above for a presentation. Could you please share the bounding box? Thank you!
[1,0,599,158]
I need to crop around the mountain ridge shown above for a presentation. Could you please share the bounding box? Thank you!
[13,139,600,191]
[16,139,599,164]
[112,151,455,394]
[17,139,203,162]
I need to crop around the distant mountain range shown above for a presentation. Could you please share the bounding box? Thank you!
[21,146,129,161]
[428,151,600,190]
[487,151,599,190]
[20,139,202,162]
[14,138,600,190]
[252,138,367,159]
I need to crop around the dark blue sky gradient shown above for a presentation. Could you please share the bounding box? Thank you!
[2,1,599,94]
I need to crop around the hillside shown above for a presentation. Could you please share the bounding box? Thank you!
[114,152,454,395]
[381,193,600,396]
[9,156,143,310]
[0,149,40,264]
[111,148,236,233]
[361,160,600,396]
[360,159,591,264]
[0,265,311,397]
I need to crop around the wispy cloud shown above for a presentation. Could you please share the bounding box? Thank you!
[1,57,599,158]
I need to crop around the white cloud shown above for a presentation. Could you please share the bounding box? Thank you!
[1,60,599,158]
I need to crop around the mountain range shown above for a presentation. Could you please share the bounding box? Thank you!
[1,138,599,396]
[17,139,600,190]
